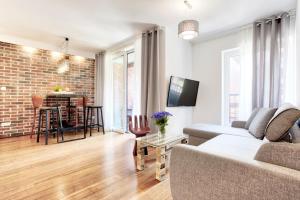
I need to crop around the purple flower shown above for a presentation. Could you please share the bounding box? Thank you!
[151,111,173,120]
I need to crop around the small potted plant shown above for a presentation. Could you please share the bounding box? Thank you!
[151,111,172,134]
[53,85,63,92]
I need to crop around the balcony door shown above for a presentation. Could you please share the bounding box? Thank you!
[222,48,242,126]
[112,50,135,133]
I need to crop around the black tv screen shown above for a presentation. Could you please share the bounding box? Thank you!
[167,76,199,107]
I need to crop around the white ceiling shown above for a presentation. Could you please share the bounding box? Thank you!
[0,0,296,57]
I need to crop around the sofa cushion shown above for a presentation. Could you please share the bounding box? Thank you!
[197,134,266,160]
[245,108,260,129]
[183,123,255,140]
[248,108,277,139]
[255,142,300,171]
[265,104,300,142]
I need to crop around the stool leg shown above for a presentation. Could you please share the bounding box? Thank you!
[83,107,86,137]
[37,110,42,143]
[133,141,137,156]
[45,111,49,145]
[56,110,59,143]
[51,110,55,138]
[100,107,105,135]
[86,108,89,135]
[90,108,93,136]
[31,108,37,138]
[75,108,78,134]
[97,108,100,132]
[58,107,64,142]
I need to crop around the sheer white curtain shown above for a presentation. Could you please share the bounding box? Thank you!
[239,25,253,120]
[102,52,114,131]
[281,12,296,105]
[132,36,142,116]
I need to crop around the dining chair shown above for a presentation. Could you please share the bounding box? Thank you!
[31,95,44,138]
[128,115,150,156]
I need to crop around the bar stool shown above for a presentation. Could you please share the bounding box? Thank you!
[67,96,87,130]
[85,106,105,136]
[37,106,63,145]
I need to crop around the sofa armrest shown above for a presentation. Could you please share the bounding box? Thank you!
[170,144,300,200]
[231,120,246,128]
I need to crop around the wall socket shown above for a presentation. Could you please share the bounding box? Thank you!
[1,122,11,127]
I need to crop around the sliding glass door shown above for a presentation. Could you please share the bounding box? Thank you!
[222,48,242,126]
[112,55,126,132]
[112,50,135,133]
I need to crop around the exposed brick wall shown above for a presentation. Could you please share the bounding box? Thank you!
[0,41,95,137]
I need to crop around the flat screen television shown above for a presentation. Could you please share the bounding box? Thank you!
[167,76,199,107]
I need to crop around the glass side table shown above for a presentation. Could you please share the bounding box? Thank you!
[136,132,188,181]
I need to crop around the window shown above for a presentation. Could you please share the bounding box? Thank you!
[222,48,242,126]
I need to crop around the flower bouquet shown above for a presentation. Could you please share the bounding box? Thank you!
[151,111,172,134]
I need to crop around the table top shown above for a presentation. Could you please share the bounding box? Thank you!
[46,93,86,98]
[137,133,188,147]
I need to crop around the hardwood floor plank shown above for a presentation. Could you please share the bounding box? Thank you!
[0,132,172,200]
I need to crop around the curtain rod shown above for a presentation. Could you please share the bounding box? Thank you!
[255,9,295,25]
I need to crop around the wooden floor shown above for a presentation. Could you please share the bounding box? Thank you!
[0,132,172,200]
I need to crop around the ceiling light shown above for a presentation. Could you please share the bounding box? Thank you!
[74,55,84,62]
[178,20,199,40]
[57,38,70,74]
[23,46,37,54]
[51,51,63,59]
[178,1,199,40]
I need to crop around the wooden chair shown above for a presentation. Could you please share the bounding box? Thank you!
[31,95,44,138]
[128,115,150,156]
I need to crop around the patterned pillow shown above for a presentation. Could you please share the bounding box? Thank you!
[265,104,300,142]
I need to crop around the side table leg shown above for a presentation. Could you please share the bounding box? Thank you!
[156,146,167,181]
[136,140,145,170]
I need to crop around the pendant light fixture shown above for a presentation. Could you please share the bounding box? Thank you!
[57,37,70,74]
[178,0,199,40]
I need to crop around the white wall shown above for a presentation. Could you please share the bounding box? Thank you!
[296,0,300,107]
[192,31,241,124]
[163,26,193,134]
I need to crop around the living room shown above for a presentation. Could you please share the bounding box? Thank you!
[1,0,300,200]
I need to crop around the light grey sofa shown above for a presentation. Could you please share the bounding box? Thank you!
[170,119,300,200]
[183,121,254,146]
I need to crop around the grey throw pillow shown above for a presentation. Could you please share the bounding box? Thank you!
[255,142,300,171]
[245,108,260,129]
[265,104,300,142]
[248,108,277,139]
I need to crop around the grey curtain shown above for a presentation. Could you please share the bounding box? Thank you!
[252,13,292,108]
[95,52,105,106]
[141,27,161,129]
